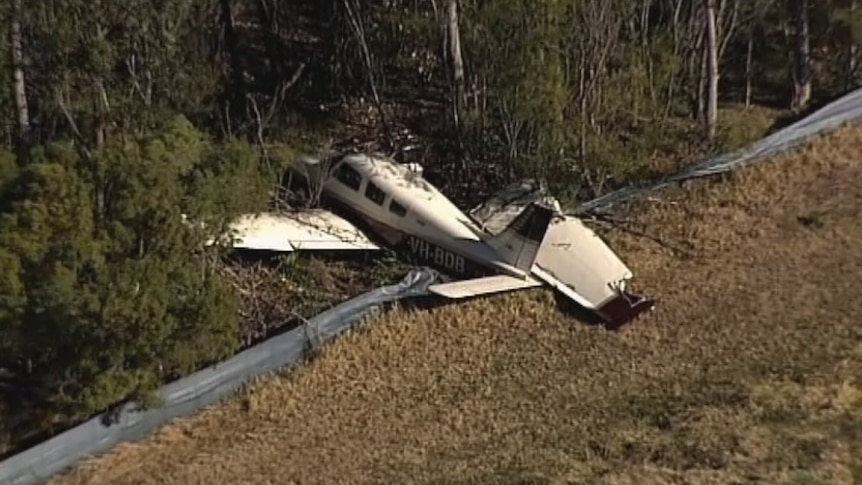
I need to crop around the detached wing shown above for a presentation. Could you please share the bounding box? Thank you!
[428,274,543,299]
[225,209,380,252]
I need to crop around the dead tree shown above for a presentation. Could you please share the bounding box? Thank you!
[791,0,811,112]
[847,0,859,90]
[446,0,466,130]
[704,0,719,141]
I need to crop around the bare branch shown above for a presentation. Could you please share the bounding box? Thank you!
[54,88,93,160]
[341,0,392,147]
[263,62,306,126]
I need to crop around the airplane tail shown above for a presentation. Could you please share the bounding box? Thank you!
[486,202,556,272]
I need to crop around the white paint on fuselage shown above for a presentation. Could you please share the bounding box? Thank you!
[317,154,527,278]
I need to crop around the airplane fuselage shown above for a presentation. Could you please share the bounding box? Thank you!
[308,154,521,279]
[320,184,496,280]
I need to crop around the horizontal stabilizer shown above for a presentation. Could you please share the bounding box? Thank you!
[222,209,380,252]
[428,274,543,299]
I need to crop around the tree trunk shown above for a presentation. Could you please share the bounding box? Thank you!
[11,0,30,145]
[848,0,859,91]
[792,0,811,112]
[850,44,859,92]
[640,0,655,108]
[745,28,754,107]
[689,9,707,121]
[447,0,465,129]
[578,53,587,163]
[93,7,108,152]
[663,0,685,120]
[704,0,719,141]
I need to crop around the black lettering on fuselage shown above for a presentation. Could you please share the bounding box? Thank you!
[406,235,466,274]
[408,235,431,260]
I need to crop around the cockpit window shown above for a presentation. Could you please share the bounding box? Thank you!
[334,162,362,191]
[365,180,386,206]
[389,199,407,217]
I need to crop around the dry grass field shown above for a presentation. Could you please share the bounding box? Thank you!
[49,126,862,485]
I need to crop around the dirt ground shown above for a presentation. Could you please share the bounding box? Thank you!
[49,126,862,485]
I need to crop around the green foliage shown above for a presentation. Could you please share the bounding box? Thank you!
[0,117,270,421]
[459,0,570,182]
[714,106,778,152]
[15,0,221,145]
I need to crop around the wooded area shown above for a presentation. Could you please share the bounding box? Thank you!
[0,0,860,457]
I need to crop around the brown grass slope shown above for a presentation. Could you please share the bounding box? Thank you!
[51,127,862,485]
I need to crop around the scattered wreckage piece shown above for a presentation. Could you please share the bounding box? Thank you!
[224,210,380,252]
[217,153,655,330]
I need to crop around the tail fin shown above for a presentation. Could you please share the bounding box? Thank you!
[486,202,555,271]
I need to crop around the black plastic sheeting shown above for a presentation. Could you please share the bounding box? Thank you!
[576,87,862,215]
[0,267,439,485]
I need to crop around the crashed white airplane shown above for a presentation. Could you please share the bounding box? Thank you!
[222,153,655,330]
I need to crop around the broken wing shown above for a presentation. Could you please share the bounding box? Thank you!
[223,209,380,252]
